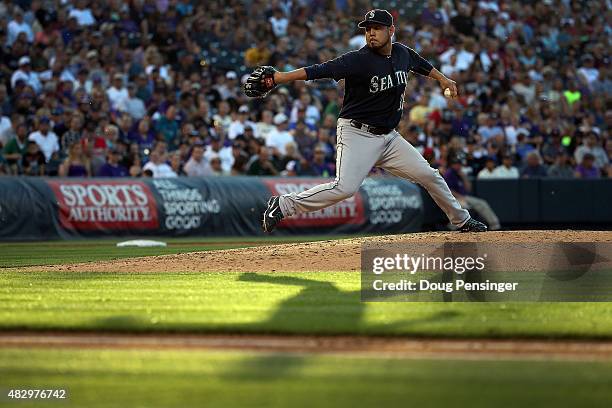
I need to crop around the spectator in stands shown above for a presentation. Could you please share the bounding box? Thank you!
[444,156,501,231]
[269,8,289,38]
[129,118,156,154]
[7,9,33,45]
[230,141,250,175]
[256,110,276,143]
[309,145,335,177]
[169,151,185,176]
[0,0,607,185]
[575,153,600,179]
[58,142,91,177]
[69,0,96,26]
[106,73,129,111]
[247,146,279,176]
[2,122,28,175]
[547,152,575,178]
[228,106,256,140]
[142,145,177,178]
[125,83,146,120]
[574,133,609,175]
[266,113,294,156]
[521,151,548,178]
[21,141,46,176]
[491,154,520,179]
[208,155,227,176]
[204,133,233,174]
[97,149,128,178]
[477,158,497,179]
[11,57,41,94]
[0,113,12,148]
[28,117,58,162]
[155,105,180,150]
[408,93,433,127]
[541,130,566,165]
[184,143,212,177]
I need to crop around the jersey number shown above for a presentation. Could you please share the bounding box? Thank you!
[398,93,405,111]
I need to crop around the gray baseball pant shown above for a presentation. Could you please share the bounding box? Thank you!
[278,118,470,226]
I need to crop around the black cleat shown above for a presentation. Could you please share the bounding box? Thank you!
[459,217,488,232]
[262,196,284,233]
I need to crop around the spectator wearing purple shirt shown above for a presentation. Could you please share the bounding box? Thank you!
[307,145,335,177]
[575,153,600,179]
[420,0,446,27]
[97,149,129,177]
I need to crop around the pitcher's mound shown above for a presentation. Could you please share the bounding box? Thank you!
[32,230,612,273]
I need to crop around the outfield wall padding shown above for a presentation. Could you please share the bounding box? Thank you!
[0,177,424,240]
[421,179,612,226]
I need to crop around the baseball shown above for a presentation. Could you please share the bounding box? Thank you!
[444,88,452,98]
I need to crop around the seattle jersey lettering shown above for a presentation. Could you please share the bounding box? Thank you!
[369,70,410,93]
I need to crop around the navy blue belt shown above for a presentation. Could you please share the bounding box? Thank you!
[349,120,393,135]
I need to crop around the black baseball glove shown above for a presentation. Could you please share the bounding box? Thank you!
[243,66,277,98]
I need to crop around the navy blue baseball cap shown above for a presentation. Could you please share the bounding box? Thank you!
[358,9,393,28]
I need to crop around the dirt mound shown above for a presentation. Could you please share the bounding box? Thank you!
[25,230,612,273]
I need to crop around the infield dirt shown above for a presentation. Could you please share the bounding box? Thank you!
[26,230,612,273]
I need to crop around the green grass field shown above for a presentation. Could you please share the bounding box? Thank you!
[2,348,612,408]
[2,271,612,337]
[1,238,612,408]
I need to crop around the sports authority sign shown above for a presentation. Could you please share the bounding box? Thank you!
[47,180,159,231]
[263,178,366,228]
[0,177,423,239]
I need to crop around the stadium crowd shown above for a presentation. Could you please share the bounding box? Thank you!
[0,0,609,182]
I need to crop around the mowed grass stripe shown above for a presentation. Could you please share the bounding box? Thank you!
[1,348,612,408]
[1,271,612,338]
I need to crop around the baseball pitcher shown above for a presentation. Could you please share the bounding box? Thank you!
[244,9,487,234]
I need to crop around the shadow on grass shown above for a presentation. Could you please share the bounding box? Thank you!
[221,272,462,381]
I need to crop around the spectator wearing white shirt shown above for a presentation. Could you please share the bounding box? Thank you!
[143,150,177,178]
[11,57,41,94]
[212,101,232,133]
[577,54,599,89]
[439,40,475,72]
[491,155,520,179]
[269,8,288,38]
[0,114,12,147]
[69,0,96,26]
[28,117,59,162]
[228,105,257,140]
[267,113,294,156]
[477,158,497,179]
[7,9,33,45]
[440,53,460,77]
[184,144,213,177]
[289,91,320,127]
[256,110,276,143]
[106,73,129,111]
[204,134,233,174]
[503,116,529,146]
